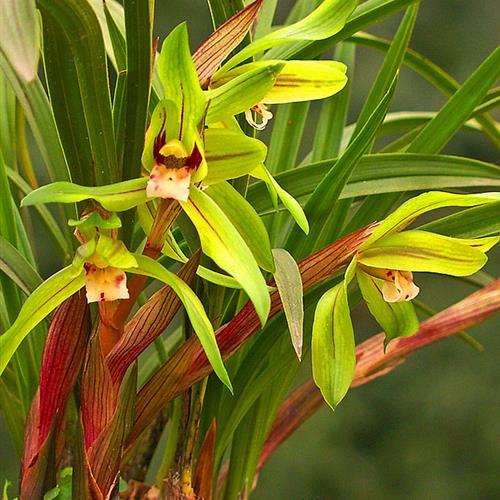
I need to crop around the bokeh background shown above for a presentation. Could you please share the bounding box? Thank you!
[1,1,499,498]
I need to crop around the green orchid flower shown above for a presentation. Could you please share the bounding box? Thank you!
[347,191,500,344]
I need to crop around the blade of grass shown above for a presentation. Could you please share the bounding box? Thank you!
[285,77,397,259]
[38,0,118,185]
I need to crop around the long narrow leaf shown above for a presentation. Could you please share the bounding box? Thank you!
[128,254,232,391]
[0,266,85,376]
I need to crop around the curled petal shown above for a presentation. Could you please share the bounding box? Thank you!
[245,103,273,130]
[382,270,420,303]
[146,164,191,201]
[85,265,129,303]
[159,139,188,159]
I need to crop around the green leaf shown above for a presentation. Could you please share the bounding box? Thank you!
[88,0,126,70]
[21,178,149,212]
[312,42,355,161]
[206,63,283,124]
[180,186,270,325]
[272,249,304,360]
[43,467,73,500]
[196,266,244,290]
[212,60,347,104]
[360,191,500,249]
[276,0,419,61]
[352,4,417,137]
[286,75,397,259]
[349,33,500,148]
[358,230,496,276]
[0,0,40,82]
[2,480,11,500]
[0,235,42,295]
[203,128,267,185]
[7,167,71,258]
[68,211,122,230]
[0,266,85,376]
[312,282,355,410]
[247,154,500,215]
[205,182,275,273]
[251,165,309,234]
[407,46,500,154]
[118,0,153,180]
[40,14,94,187]
[0,55,71,183]
[419,201,500,239]
[356,268,418,345]
[128,254,232,391]
[38,0,118,185]
[218,0,358,73]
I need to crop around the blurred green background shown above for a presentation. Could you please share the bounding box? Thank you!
[1,1,499,498]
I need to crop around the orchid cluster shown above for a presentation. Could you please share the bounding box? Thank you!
[0,0,499,497]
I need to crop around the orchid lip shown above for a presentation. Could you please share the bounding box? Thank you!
[359,265,420,303]
[245,103,273,130]
[85,265,129,303]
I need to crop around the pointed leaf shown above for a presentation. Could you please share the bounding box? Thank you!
[180,186,270,325]
[247,154,500,215]
[193,0,264,86]
[0,235,42,295]
[212,60,347,104]
[107,256,199,384]
[356,268,418,345]
[251,165,309,234]
[128,254,232,391]
[420,201,500,239]
[196,267,244,289]
[86,366,137,498]
[0,0,40,82]
[205,182,275,273]
[21,178,149,212]
[206,63,283,124]
[0,56,71,183]
[128,224,374,446]
[360,191,500,249]
[38,0,118,185]
[192,419,217,500]
[218,0,358,73]
[0,266,85,376]
[272,249,304,360]
[286,74,397,259]
[312,282,355,409]
[81,327,117,450]
[203,128,267,185]
[119,0,153,181]
[408,46,500,154]
[358,230,497,276]
[21,292,90,498]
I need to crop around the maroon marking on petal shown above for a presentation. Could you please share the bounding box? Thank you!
[115,274,125,285]
[405,294,410,299]
[150,174,155,179]
[100,292,105,301]
[186,143,203,170]
[386,271,393,277]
